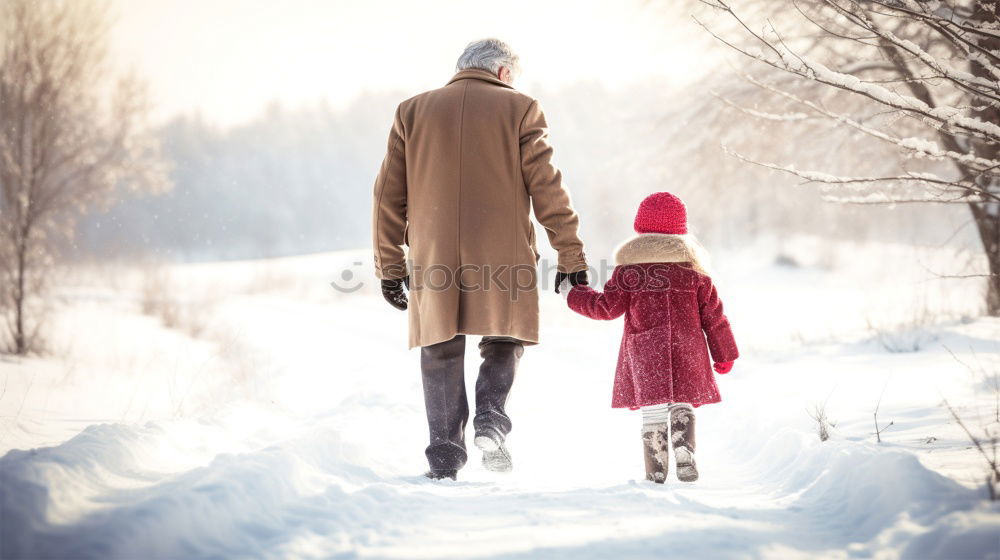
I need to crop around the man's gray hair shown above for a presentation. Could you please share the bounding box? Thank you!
[455,38,521,76]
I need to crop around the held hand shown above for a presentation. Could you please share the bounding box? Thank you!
[558,277,573,300]
[554,270,589,294]
[381,277,409,311]
[713,361,734,374]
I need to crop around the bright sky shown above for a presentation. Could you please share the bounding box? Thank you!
[110,0,715,127]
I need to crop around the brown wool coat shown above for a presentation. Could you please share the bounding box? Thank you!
[373,69,587,349]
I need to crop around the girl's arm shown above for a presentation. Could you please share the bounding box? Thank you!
[566,267,629,320]
[698,277,739,364]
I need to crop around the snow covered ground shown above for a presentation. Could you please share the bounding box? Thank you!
[2,237,999,559]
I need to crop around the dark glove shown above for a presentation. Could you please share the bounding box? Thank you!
[554,270,588,294]
[381,276,409,311]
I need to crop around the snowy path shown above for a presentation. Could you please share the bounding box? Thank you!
[2,246,1000,558]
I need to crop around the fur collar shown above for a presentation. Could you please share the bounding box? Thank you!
[613,234,693,266]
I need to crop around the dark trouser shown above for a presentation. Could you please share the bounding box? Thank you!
[420,334,523,472]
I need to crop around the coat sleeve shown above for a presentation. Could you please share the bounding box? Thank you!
[566,267,629,320]
[698,277,739,363]
[519,100,587,274]
[372,105,408,280]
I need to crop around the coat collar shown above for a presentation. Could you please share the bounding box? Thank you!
[447,68,514,89]
[614,233,692,266]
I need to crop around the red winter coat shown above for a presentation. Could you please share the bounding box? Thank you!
[567,234,738,409]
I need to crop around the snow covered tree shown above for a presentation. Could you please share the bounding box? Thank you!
[699,0,1000,314]
[0,0,169,354]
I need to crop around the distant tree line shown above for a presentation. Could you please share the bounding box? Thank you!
[77,97,398,261]
[77,79,974,265]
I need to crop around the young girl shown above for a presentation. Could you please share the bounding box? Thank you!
[563,192,738,483]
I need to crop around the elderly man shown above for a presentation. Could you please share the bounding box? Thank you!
[372,38,589,480]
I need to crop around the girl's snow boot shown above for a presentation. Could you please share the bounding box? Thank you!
[642,423,670,483]
[671,406,698,482]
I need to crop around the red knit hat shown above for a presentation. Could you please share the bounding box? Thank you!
[633,192,688,234]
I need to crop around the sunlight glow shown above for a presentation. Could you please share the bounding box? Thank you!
[110,0,713,126]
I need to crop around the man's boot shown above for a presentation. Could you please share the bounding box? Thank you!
[423,469,457,481]
[421,335,469,478]
[473,337,523,472]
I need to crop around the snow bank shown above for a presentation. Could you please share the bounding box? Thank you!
[3,401,997,559]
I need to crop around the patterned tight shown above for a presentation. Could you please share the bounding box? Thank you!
[640,403,693,426]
